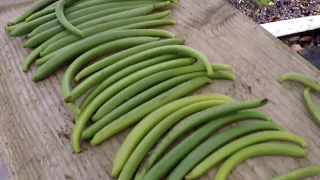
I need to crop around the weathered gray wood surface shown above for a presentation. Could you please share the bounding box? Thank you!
[1,0,320,180]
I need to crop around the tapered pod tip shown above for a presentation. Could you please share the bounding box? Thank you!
[90,138,99,146]
[73,147,81,153]
[39,51,45,57]
[91,114,99,121]
[25,16,33,22]
[80,132,90,140]
[224,66,233,71]
[111,170,118,179]
[266,116,272,122]
[170,0,180,4]
[185,174,193,180]
[9,31,17,37]
[32,75,39,82]
[166,9,172,15]
[5,26,11,33]
[175,37,185,44]
[278,77,285,84]
[35,60,42,66]
[74,76,80,82]
[7,22,14,26]
[229,74,236,81]
[276,125,284,131]
[260,98,269,106]
[301,140,308,148]
[204,77,213,84]
[65,96,72,103]
[72,134,82,153]
[303,150,308,156]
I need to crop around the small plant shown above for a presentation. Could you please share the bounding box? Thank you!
[256,0,274,6]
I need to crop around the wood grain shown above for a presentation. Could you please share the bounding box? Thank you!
[1,0,320,180]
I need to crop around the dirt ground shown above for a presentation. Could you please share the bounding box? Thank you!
[228,0,320,24]
[281,29,320,50]
[227,0,320,67]
[228,0,320,50]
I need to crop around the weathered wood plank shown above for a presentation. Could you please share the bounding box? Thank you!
[0,0,320,180]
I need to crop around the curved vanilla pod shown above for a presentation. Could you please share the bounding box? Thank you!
[184,131,307,179]
[214,143,307,180]
[272,166,320,180]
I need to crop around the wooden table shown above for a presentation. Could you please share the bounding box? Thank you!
[1,0,320,180]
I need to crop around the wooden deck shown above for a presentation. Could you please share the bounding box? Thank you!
[1,0,320,180]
